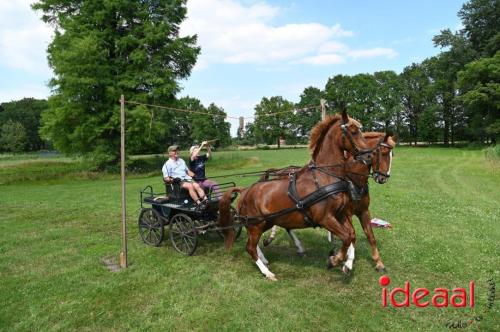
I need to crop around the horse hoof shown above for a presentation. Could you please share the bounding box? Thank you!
[297,251,306,257]
[266,275,277,281]
[342,265,351,276]
[376,266,387,273]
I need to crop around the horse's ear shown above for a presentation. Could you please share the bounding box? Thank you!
[341,108,348,123]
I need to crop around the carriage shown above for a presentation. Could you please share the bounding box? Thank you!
[138,179,242,255]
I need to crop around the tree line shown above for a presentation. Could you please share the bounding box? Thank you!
[0,0,498,167]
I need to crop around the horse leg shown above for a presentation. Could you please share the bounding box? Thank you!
[247,225,277,281]
[256,245,269,266]
[358,210,386,272]
[286,230,305,255]
[321,215,351,272]
[341,218,356,275]
[328,231,333,242]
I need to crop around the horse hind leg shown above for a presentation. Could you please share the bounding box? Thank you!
[287,230,305,255]
[247,225,277,281]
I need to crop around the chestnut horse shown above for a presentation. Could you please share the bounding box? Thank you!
[262,132,395,272]
[218,111,372,280]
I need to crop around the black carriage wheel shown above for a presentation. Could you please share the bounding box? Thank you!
[169,213,198,256]
[138,208,164,247]
[216,207,242,241]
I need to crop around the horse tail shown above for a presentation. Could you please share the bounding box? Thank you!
[263,225,278,247]
[218,187,245,250]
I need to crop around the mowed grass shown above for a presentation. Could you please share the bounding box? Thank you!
[0,148,498,331]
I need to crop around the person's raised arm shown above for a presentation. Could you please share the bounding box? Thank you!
[206,143,212,159]
[191,141,206,161]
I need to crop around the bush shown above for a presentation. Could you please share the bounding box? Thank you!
[484,144,500,162]
[126,156,165,173]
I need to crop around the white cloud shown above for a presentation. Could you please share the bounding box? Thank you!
[181,0,397,68]
[0,0,53,74]
[181,0,354,67]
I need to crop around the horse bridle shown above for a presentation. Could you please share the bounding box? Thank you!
[372,137,394,180]
[340,121,372,162]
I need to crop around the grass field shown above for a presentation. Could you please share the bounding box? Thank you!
[0,147,498,331]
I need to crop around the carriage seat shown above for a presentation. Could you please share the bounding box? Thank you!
[143,196,170,204]
[164,178,192,203]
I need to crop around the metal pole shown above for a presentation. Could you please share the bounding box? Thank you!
[120,94,128,268]
[320,99,326,120]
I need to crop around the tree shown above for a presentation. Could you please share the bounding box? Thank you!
[33,0,200,168]
[400,63,432,145]
[0,120,27,152]
[191,104,231,147]
[324,74,377,130]
[293,87,322,142]
[253,96,294,148]
[0,98,48,151]
[459,0,500,57]
[457,52,500,143]
[373,71,402,133]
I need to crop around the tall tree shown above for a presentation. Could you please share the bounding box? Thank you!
[253,96,294,148]
[459,0,500,57]
[373,71,402,133]
[293,87,322,142]
[457,52,500,143]
[191,103,231,147]
[400,63,432,145]
[33,0,200,167]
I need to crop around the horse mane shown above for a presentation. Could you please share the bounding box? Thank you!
[309,114,341,159]
[309,114,361,159]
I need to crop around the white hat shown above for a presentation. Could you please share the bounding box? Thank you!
[189,145,199,155]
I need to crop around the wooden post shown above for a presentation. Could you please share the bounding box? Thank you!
[120,95,128,268]
[320,98,332,242]
[320,99,326,120]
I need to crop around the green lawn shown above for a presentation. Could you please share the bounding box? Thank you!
[0,148,498,331]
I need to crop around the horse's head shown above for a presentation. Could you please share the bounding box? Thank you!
[369,133,395,184]
[309,109,372,165]
[338,109,372,164]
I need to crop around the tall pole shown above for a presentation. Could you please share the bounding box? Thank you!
[120,95,128,268]
[320,99,326,120]
[320,98,332,242]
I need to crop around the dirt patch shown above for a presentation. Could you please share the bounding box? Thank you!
[101,256,121,272]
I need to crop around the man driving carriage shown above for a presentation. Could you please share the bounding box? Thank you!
[189,140,219,194]
[162,145,208,209]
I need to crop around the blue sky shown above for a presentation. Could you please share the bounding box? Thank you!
[0,0,466,135]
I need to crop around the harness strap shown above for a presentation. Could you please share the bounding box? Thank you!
[287,172,348,226]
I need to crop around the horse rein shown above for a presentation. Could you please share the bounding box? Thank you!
[372,138,393,179]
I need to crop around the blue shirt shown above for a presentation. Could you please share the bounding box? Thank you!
[162,158,192,181]
[189,154,208,180]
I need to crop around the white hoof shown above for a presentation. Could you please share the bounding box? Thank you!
[266,274,277,281]
[342,265,351,276]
